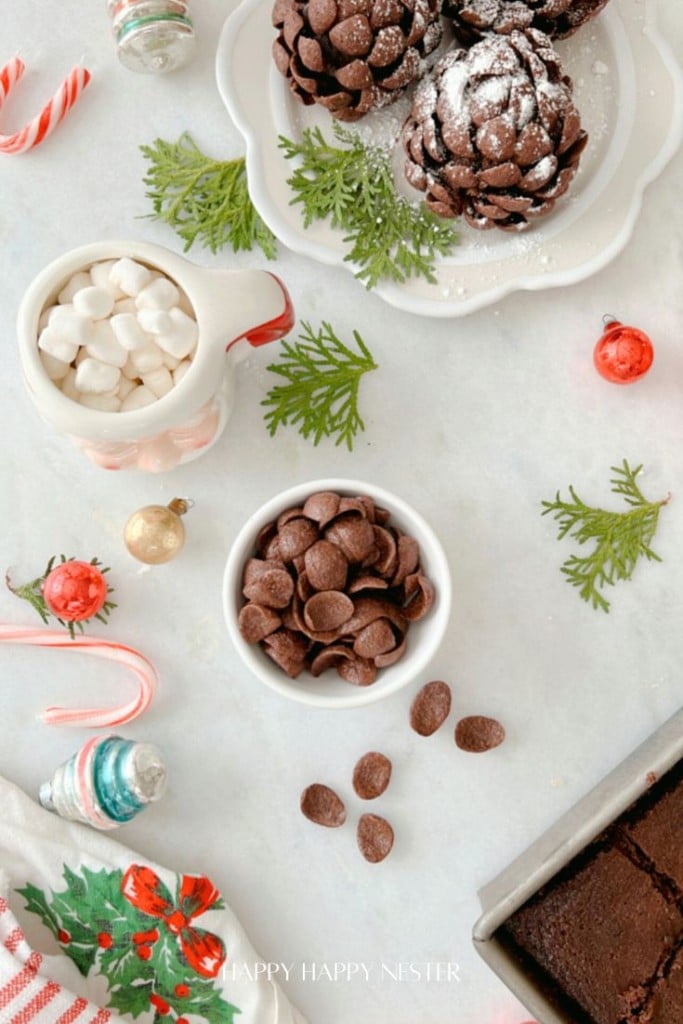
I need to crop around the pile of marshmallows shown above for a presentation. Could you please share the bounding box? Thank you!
[37,258,198,413]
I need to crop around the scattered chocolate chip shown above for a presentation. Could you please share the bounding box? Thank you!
[410,680,452,736]
[455,715,505,752]
[353,752,392,800]
[357,813,394,862]
[300,783,347,827]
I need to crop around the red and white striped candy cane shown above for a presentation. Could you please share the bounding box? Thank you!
[0,57,91,155]
[0,624,158,727]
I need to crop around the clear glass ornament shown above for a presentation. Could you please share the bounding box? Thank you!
[106,0,196,74]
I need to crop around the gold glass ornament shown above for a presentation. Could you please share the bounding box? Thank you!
[124,498,193,565]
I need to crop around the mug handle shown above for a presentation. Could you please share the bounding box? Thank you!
[226,274,295,351]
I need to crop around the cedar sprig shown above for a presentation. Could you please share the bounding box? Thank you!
[140,133,277,258]
[541,460,670,612]
[279,125,459,288]
[262,320,377,450]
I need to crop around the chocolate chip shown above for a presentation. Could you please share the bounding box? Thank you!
[302,491,341,526]
[410,680,452,736]
[243,568,295,610]
[277,517,319,562]
[402,572,436,621]
[262,628,308,677]
[455,715,505,752]
[237,603,282,643]
[325,513,376,563]
[353,752,392,799]
[300,783,347,827]
[338,654,377,686]
[353,618,396,658]
[304,539,348,591]
[303,590,354,631]
[357,813,394,862]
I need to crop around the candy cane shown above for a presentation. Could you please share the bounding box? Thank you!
[0,57,91,155]
[0,624,158,727]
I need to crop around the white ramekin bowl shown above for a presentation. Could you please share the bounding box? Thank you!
[223,478,452,709]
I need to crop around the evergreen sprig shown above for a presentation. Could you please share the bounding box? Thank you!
[279,125,459,288]
[140,132,277,258]
[262,320,377,450]
[541,460,669,612]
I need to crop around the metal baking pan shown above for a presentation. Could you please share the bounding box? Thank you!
[472,707,683,1023]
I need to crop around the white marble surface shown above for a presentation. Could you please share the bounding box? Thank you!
[0,2,682,1023]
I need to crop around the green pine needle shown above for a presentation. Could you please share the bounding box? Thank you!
[262,320,377,450]
[140,132,277,259]
[279,125,459,289]
[541,459,670,612]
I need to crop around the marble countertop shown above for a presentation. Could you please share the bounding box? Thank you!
[1,2,682,1022]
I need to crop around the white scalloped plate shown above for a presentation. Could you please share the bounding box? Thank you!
[216,0,682,317]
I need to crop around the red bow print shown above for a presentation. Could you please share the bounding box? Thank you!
[122,865,226,978]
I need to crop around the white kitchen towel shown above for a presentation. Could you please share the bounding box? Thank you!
[0,776,307,1024]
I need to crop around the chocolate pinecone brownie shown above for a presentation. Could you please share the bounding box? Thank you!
[442,0,612,44]
[401,29,588,231]
[272,0,442,121]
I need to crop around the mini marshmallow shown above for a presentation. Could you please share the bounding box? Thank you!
[48,305,94,347]
[75,357,121,395]
[90,260,126,298]
[86,320,128,368]
[73,286,115,321]
[110,258,152,297]
[176,290,195,317]
[128,342,165,375]
[113,298,137,315]
[136,308,172,336]
[60,368,81,401]
[121,385,157,412]
[162,350,181,370]
[136,277,180,311]
[121,354,140,380]
[111,313,148,352]
[79,392,122,412]
[141,366,174,399]
[58,271,91,305]
[155,307,199,360]
[173,360,192,386]
[39,305,57,331]
[38,326,79,364]
[40,351,71,381]
[117,375,136,400]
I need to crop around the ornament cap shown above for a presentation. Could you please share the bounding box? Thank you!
[167,497,193,517]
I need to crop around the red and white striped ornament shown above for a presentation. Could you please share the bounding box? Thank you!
[0,57,91,155]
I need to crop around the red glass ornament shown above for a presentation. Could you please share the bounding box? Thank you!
[593,318,654,384]
[41,560,108,622]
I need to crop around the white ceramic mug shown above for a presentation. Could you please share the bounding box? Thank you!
[17,240,295,472]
